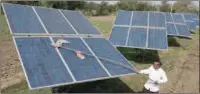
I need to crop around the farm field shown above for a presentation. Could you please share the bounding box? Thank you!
[0,15,199,93]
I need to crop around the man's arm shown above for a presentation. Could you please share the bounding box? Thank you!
[139,66,152,74]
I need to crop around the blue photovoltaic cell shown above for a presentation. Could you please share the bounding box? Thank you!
[61,10,100,35]
[15,37,73,89]
[195,20,200,26]
[127,28,147,48]
[115,10,132,25]
[148,29,167,49]
[84,38,136,76]
[3,3,46,34]
[132,11,148,26]
[191,13,198,19]
[109,26,129,46]
[186,22,196,30]
[175,24,190,37]
[34,7,76,34]
[149,12,165,27]
[165,13,173,22]
[53,38,108,81]
[183,14,193,21]
[166,23,177,35]
[172,14,185,23]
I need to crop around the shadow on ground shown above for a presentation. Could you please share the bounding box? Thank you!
[116,47,160,64]
[168,36,181,47]
[176,36,192,40]
[51,78,135,93]
[190,31,196,34]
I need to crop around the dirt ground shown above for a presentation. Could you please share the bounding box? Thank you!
[160,37,199,93]
[88,15,115,21]
[0,39,25,89]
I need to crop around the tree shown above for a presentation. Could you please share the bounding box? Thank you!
[40,1,85,10]
[173,1,191,12]
[159,0,171,12]
[5,1,41,6]
[171,1,199,15]
[118,0,138,10]
[117,1,157,11]
[67,1,86,10]
[96,1,109,16]
[83,2,99,16]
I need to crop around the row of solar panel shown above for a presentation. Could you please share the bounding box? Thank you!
[184,13,199,30]
[110,11,168,50]
[3,3,137,89]
[109,10,199,50]
[114,11,166,28]
[115,11,199,29]
[165,13,197,36]
[109,27,167,50]
[2,3,199,89]
[14,37,135,89]
[3,3,101,35]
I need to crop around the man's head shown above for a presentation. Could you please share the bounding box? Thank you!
[153,61,162,70]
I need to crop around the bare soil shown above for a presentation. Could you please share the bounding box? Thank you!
[0,39,25,89]
[160,38,199,93]
[88,16,115,21]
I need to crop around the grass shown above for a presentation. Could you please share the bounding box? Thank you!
[89,16,114,37]
[0,14,199,93]
[1,80,51,94]
[0,15,12,41]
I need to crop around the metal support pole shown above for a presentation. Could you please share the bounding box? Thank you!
[171,3,174,13]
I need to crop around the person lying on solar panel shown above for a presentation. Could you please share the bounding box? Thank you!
[138,61,168,93]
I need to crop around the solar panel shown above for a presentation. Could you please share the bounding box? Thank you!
[3,3,137,89]
[3,3,101,35]
[183,14,196,30]
[109,10,168,50]
[190,13,199,27]
[165,13,191,37]
[114,10,132,25]
[185,21,196,30]
[3,4,46,34]
[127,28,147,48]
[149,12,165,28]
[61,10,101,35]
[14,37,74,88]
[172,13,185,23]
[34,7,76,34]
[132,11,148,26]
[195,20,200,27]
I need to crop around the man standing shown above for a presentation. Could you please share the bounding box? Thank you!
[139,62,168,93]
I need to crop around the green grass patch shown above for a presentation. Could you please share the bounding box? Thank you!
[89,18,113,37]
[0,15,12,41]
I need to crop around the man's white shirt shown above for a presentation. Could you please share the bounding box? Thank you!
[139,66,168,92]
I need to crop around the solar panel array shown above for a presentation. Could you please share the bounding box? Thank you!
[183,13,197,30]
[3,3,137,89]
[4,4,101,35]
[190,13,200,27]
[165,13,191,37]
[109,10,168,50]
